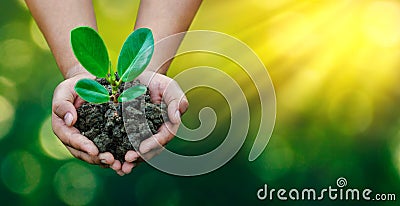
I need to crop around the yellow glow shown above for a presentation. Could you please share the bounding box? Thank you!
[39,116,73,160]
[96,0,139,21]
[94,0,140,55]
[280,69,326,113]
[219,0,400,138]
[17,0,28,10]
[54,162,98,206]
[30,19,50,51]
[0,39,34,83]
[1,150,42,195]
[267,11,314,59]
[362,1,400,47]
[250,0,294,11]
[0,76,18,104]
[0,95,15,140]
[109,49,118,70]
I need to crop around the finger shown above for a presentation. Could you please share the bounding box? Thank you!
[52,112,99,156]
[148,78,164,104]
[167,99,181,124]
[167,96,189,124]
[136,71,161,102]
[73,97,86,109]
[162,80,185,106]
[111,160,125,176]
[111,160,122,171]
[163,82,189,124]
[140,146,164,161]
[141,73,189,116]
[178,96,189,114]
[125,150,139,162]
[52,82,78,126]
[168,99,188,124]
[121,162,135,174]
[65,145,100,165]
[98,152,115,165]
[116,170,125,176]
[139,122,178,154]
[145,74,180,105]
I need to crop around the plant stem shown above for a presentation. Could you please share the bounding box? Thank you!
[106,72,120,103]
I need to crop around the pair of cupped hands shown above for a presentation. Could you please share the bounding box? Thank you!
[52,66,188,176]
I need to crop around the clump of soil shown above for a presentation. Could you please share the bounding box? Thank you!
[75,78,168,162]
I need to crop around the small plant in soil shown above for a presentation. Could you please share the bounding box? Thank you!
[71,27,166,162]
[71,26,152,103]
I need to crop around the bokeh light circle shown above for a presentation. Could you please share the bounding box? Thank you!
[29,19,50,51]
[39,116,73,160]
[0,39,34,69]
[0,76,19,104]
[0,39,34,83]
[0,95,15,140]
[54,162,98,206]
[1,150,42,195]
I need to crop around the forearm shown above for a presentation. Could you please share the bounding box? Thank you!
[135,0,202,74]
[25,0,97,79]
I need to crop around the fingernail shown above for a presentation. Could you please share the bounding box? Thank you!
[100,159,107,164]
[64,112,73,126]
[175,111,181,123]
[126,155,137,162]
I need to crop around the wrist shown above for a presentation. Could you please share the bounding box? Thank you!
[64,64,94,79]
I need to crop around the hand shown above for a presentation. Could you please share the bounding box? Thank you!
[122,71,189,171]
[51,68,123,174]
[52,69,188,176]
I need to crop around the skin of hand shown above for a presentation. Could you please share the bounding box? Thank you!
[51,69,117,168]
[52,68,188,176]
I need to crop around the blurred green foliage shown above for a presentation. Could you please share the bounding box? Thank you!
[1,0,400,205]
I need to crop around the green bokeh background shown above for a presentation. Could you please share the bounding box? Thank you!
[1,0,400,205]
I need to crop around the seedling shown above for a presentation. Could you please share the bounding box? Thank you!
[71,27,154,103]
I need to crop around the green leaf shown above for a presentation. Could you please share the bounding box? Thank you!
[75,79,110,104]
[117,28,154,82]
[71,27,109,78]
[118,85,147,102]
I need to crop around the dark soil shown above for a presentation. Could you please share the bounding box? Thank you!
[75,78,168,162]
